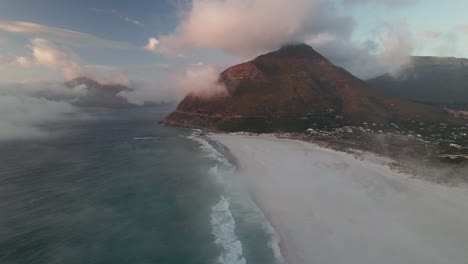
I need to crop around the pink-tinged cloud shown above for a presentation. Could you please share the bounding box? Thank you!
[27,38,129,84]
[144,37,160,51]
[342,0,418,7]
[13,56,33,68]
[0,21,136,49]
[417,31,443,39]
[174,63,227,98]
[149,0,320,56]
[456,25,468,33]
[145,0,415,79]
[31,38,84,79]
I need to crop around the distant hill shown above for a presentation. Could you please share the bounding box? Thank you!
[163,44,450,132]
[368,57,468,110]
[65,77,132,108]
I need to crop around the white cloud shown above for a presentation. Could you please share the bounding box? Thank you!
[118,63,226,104]
[148,0,320,56]
[119,15,144,26]
[145,0,415,79]
[0,21,137,49]
[144,37,160,51]
[173,63,227,98]
[90,8,144,26]
[31,38,84,79]
[15,38,129,84]
[13,56,33,68]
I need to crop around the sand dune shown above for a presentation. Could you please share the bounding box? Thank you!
[210,134,468,264]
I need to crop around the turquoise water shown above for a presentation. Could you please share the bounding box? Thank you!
[0,106,282,264]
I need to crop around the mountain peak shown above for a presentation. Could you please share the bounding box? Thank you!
[164,46,450,132]
[255,43,325,61]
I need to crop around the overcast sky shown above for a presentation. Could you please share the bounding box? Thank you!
[0,0,467,83]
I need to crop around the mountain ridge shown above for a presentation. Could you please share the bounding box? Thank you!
[368,56,468,110]
[164,44,452,132]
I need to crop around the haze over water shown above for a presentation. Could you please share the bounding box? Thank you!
[0,106,280,264]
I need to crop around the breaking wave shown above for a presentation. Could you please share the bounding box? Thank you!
[188,130,284,264]
[211,196,247,264]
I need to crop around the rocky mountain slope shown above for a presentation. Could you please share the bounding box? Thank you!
[368,56,468,110]
[164,44,450,132]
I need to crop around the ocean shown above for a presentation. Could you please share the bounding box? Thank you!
[0,106,282,264]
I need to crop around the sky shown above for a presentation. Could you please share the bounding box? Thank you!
[0,0,467,141]
[0,0,467,87]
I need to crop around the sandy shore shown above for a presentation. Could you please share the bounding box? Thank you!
[209,134,468,264]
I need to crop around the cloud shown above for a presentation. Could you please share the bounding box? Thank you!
[413,25,468,59]
[342,0,418,7]
[376,21,414,75]
[147,0,321,56]
[0,82,87,141]
[118,63,226,104]
[0,21,136,49]
[304,20,415,79]
[30,38,84,79]
[417,31,443,39]
[173,63,227,98]
[455,24,468,34]
[119,16,144,26]
[145,0,414,79]
[13,38,129,84]
[144,37,160,51]
[90,8,144,26]
[307,33,337,46]
[13,56,33,67]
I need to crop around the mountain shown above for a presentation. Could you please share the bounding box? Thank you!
[65,77,132,108]
[163,44,450,132]
[368,56,468,110]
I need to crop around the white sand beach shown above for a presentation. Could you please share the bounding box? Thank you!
[210,134,468,264]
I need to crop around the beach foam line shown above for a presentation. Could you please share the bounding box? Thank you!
[211,196,247,264]
[187,130,232,167]
[190,130,285,264]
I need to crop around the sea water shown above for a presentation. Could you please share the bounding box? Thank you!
[0,106,282,264]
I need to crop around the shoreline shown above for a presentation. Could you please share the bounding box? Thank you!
[209,133,468,264]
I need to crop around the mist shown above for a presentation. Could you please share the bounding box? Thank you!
[0,82,87,141]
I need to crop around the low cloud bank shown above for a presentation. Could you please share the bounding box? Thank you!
[119,63,226,104]
[0,63,226,140]
[0,82,88,141]
[174,64,227,98]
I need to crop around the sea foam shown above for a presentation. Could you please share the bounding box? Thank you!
[211,196,247,264]
[189,130,284,264]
